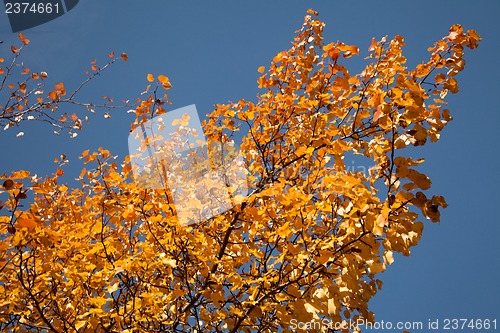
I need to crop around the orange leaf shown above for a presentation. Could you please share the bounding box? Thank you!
[343,45,359,58]
[323,43,334,52]
[329,48,340,61]
[108,51,115,58]
[11,45,19,53]
[373,105,383,122]
[17,218,37,229]
[56,169,64,176]
[54,82,64,91]
[368,37,377,52]
[257,66,265,73]
[435,73,446,84]
[19,33,30,45]
[158,75,169,84]
[79,167,87,179]
[158,75,172,89]
[121,53,128,61]
[147,74,154,82]
[307,9,319,16]
[443,77,459,94]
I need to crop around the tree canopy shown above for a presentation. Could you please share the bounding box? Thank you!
[0,10,480,333]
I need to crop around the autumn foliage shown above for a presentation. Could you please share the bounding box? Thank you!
[0,10,480,333]
[0,33,127,138]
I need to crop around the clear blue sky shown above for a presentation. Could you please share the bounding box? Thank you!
[1,1,499,330]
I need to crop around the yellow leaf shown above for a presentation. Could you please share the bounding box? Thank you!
[304,302,319,315]
[162,258,177,268]
[75,320,86,331]
[383,251,394,265]
[372,224,384,236]
[230,307,244,317]
[276,222,290,238]
[108,281,120,293]
[367,260,385,274]
[327,298,337,315]
[376,214,387,228]
[244,111,255,120]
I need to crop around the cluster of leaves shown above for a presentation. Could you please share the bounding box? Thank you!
[129,107,248,226]
[0,33,129,137]
[0,10,480,333]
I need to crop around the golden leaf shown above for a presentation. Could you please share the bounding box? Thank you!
[75,320,86,331]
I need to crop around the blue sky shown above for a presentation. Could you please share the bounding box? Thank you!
[1,0,499,330]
